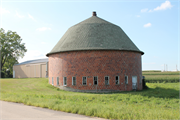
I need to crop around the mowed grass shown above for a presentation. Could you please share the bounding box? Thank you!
[0,78,179,120]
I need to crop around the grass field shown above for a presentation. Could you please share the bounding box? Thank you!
[142,71,180,75]
[142,71,180,82]
[0,78,179,120]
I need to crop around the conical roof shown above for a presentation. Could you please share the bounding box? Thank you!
[47,12,144,56]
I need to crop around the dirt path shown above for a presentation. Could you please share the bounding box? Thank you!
[0,100,106,120]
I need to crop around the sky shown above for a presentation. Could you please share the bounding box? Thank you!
[0,0,179,71]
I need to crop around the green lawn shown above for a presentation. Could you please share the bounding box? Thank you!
[0,78,179,120]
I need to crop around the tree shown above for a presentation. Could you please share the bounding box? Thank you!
[2,57,18,78]
[0,28,27,78]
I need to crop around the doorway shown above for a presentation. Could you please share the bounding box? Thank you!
[13,71,15,78]
[132,76,137,90]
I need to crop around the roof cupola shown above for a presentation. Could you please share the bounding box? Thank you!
[92,11,97,16]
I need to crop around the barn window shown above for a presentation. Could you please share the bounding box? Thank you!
[72,77,76,85]
[125,76,128,84]
[115,76,119,84]
[105,76,109,85]
[94,76,98,85]
[63,77,67,86]
[57,77,59,85]
[82,77,87,85]
[52,77,54,85]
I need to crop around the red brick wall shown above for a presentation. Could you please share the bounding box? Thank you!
[48,50,142,91]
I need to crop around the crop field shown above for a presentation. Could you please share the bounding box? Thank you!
[0,78,179,120]
[142,71,180,83]
[142,71,180,75]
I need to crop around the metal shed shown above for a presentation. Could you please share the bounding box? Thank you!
[13,58,48,78]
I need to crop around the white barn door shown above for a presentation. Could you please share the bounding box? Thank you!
[132,76,137,90]
[13,71,15,78]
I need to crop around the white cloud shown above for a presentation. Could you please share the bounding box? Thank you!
[0,7,10,14]
[15,11,24,18]
[18,50,47,63]
[142,1,173,13]
[154,0,173,11]
[28,13,36,21]
[136,15,140,18]
[141,8,148,13]
[41,42,47,44]
[36,27,51,31]
[148,1,173,12]
[148,9,153,12]
[143,23,152,28]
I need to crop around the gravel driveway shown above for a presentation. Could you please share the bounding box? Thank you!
[0,100,106,120]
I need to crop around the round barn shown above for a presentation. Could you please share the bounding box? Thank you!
[46,12,144,92]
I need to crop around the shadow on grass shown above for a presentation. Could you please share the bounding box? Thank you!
[87,87,179,99]
[134,87,179,99]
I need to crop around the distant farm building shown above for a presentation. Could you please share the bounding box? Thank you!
[13,58,48,78]
[46,12,144,92]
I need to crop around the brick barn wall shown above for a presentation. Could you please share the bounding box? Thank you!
[48,50,142,91]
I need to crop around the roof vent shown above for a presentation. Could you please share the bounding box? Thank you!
[92,11,97,16]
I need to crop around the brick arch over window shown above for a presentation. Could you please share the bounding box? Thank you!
[48,50,142,92]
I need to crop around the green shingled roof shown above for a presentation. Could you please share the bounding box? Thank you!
[47,13,144,56]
